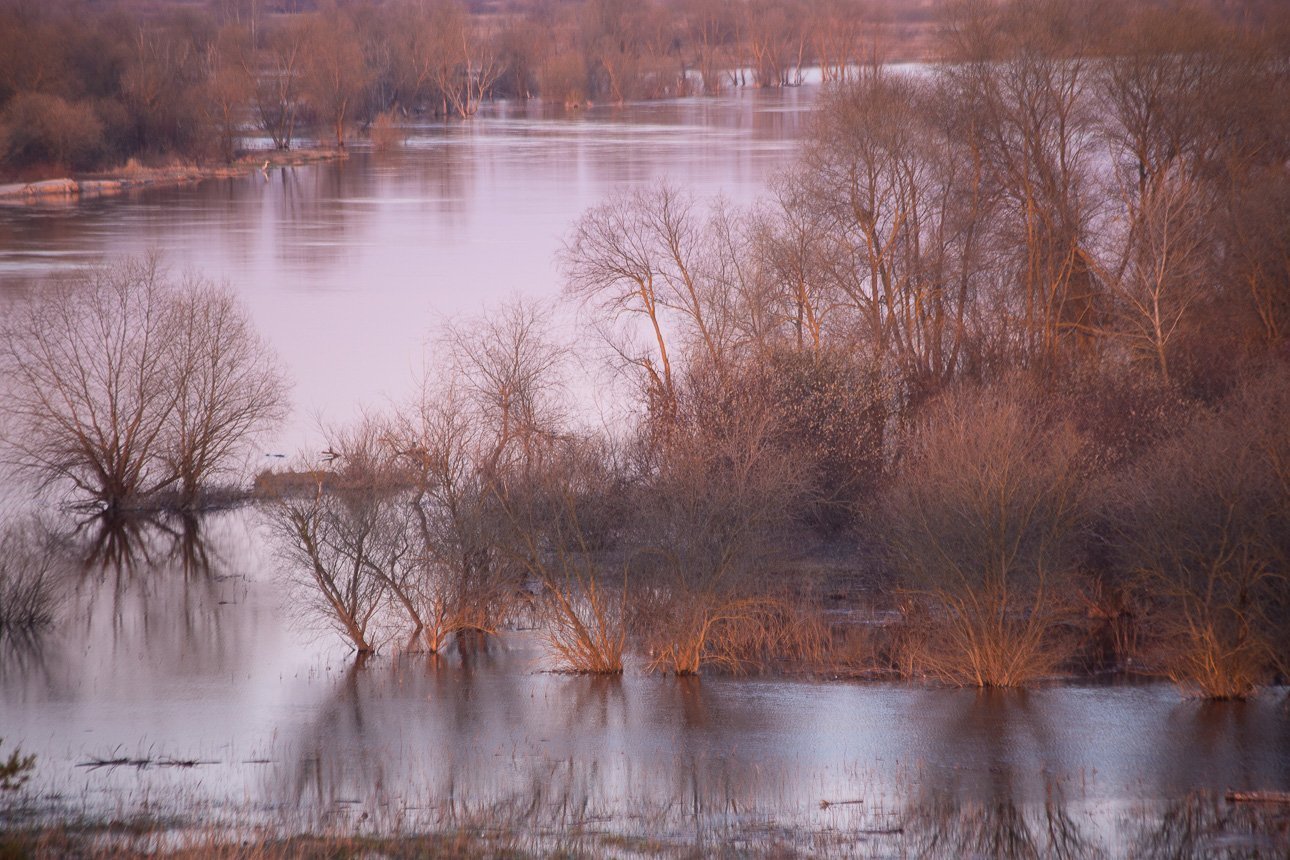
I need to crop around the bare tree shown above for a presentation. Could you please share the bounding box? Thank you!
[1,257,289,511]
[166,280,289,508]
[940,0,1104,368]
[202,25,255,162]
[801,71,988,405]
[2,258,180,510]
[884,379,1088,688]
[422,0,505,118]
[1090,170,1211,381]
[439,299,569,474]
[247,20,305,150]
[563,182,732,412]
[300,10,371,148]
[387,387,518,653]
[499,439,627,674]
[266,423,405,656]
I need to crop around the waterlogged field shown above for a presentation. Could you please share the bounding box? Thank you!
[0,509,1287,856]
[2,87,1289,858]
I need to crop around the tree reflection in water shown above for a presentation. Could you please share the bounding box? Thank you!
[1127,793,1290,859]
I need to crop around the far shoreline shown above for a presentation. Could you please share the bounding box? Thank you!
[0,148,347,206]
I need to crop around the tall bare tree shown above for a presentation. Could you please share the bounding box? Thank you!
[1,257,288,511]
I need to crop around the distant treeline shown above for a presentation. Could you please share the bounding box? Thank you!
[4,0,1282,178]
[0,0,944,175]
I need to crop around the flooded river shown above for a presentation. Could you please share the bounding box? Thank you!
[1,88,1288,856]
[0,90,811,451]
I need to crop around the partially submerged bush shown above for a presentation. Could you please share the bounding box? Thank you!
[640,591,829,676]
[501,440,627,674]
[1109,364,1290,698]
[368,109,406,152]
[626,369,814,674]
[884,380,1088,687]
[266,425,407,655]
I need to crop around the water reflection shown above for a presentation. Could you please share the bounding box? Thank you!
[1125,793,1290,859]
[0,510,1286,854]
[897,786,1104,859]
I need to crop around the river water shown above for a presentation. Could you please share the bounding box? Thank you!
[1,89,1288,856]
[0,91,810,452]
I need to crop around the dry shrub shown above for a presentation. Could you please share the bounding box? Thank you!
[627,368,815,674]
[1109,364,1290,698]
[884,379,1088,687]
[721,347,890,531]
[0,91,105,170]
[501,440,627,674]
[540,570,626,674]
[368,109,405,152]
[640,592,829,676]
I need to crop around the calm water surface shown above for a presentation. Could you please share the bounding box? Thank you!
[0,91,812,450]
[0,509,1286,854]
[2,90,1289,855]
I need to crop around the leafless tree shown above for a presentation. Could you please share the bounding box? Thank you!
[386,387,518,653]
[1,257,289,512]
[421,0,505,118]
[266,424,405,656]
[439,299,569,474]
[300,10,371,148]
[246,20,305,150]
[2,258,181,510]
[563,182,737,412]
[166,281,289,507]
[1089,170,1211,381]
[940,0,1104,368]
[801,71,989,406]
[499,438,627,674]
[627,365,812,674]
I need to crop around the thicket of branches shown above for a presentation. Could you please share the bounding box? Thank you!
[259,1,1290,695]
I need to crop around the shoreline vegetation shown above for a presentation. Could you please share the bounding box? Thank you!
[0,148,345,204]
[2,0,1289,701]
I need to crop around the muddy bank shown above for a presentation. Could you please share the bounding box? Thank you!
[0,149,345,205]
